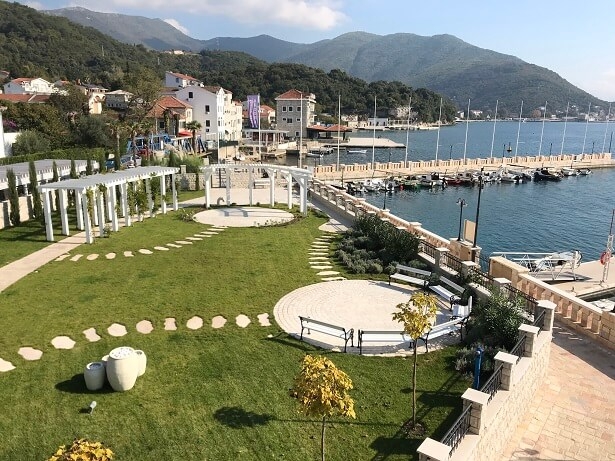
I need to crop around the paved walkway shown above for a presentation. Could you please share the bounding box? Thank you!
[500,323,615,461]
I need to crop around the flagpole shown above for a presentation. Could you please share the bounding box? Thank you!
[489,99,498,158]
[336,93,341,170]
[463,99,470,162]
[435,97,442,162]
[257,94,261,162]
[299,93,303,169]
[515,100,523,155]
[603,102,612,154]
[560,101,569,155]
[371,96,376,169]
[404,97,411,165]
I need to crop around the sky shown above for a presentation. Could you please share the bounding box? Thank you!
[20,0,615,102]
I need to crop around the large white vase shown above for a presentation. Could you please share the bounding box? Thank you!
[134,350,147,376]
[84,362,106,391]
[106,346,138,392]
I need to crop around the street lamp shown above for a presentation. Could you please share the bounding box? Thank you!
[472,167,485,261]
[456,198,467,241]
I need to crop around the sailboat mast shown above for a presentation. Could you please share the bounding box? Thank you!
[489,99,499,158]
[336,93,341,169]
[404,97,412,165]
[538,101,547,155]
[371,96,377,169]
[515,100,523,155]
[602,102,612,154]
[435,97,442,162]
[582,101,591,154]
[560,101,569,155]
[463,99,470,162]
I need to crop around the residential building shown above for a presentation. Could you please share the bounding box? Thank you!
[3,77,55,95]
[146,95,193,135]
[241,103,276,127]
[275,89,316,139]
[105,90,133,110]
[165,71,202,89]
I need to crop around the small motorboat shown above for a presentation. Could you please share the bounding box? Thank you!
[347,149,367,154]
[561,167,578,177]
[577,168,592,175]
[534,167,562,181]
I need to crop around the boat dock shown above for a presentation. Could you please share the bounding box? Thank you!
[324,136,405,149]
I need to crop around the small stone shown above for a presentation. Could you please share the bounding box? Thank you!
[186,316,203,330]
[138,249,153,255]
[257,313,271,327]
[51,336,76,349]
[154,246,169,251]
[18,347,43,361]
[123,251,134,257]
[0,358,15,372]
[86,254,99,261]
[164,318,177,331]
[236,314,251,328]
[107,323,127,337]
[55,254,70,262]
[105,253,116,259]
[83,327,101,342]
[136,320,154,334]
[70,254,83,262]
[212,316,227,329]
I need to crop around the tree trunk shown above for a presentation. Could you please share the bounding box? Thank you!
[321,415,326,461]
[412,345,417,427]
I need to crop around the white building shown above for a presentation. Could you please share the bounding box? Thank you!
[165,71,203,89]
[105,90,133,110]
[275,89,316,139]
[3,77,55,95]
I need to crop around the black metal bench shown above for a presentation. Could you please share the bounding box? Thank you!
[299,316,354,352]
[357,330,414,355]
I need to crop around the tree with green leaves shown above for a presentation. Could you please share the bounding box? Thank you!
[393,291,438,429]
[6,168,20,226]
[293,354,356,461]
[69,159,78,179]
[98,151,107,174]
[28,160,43,222]
[12,130,50,156]
[86,158,93,176]
[186,120,202,153]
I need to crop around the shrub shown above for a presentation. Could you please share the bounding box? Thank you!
[177,208,197,222]
[454,344,502,377]
[366,261,383,274]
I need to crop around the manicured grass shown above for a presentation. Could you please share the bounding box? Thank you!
[0,209,470,460]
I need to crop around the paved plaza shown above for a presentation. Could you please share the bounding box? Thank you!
[193,206,294,227]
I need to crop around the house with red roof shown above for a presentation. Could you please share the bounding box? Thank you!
[165,71,203,89]
[146,96,193,135]
[3,77,55,95]
[275,89,316,139]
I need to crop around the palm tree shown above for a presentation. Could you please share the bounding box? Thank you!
[186,120,202,154]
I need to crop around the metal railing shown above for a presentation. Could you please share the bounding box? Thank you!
[441,252,463,274]
[510,334,527,363]
[533,308,546,332]
[502,284,538,318]
[469,267,495,291]
[419,240,437,259]
[440,404,472,455]
[479,364,504,403]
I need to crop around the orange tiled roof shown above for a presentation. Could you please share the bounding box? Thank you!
[168,71,200,82]
[275,89,312,100]
[0,94,49,103]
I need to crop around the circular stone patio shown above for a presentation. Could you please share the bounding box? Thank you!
[193,207,294,227]
[273,280,454,356]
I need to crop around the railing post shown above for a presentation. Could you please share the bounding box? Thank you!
[435,247,449,271]
[494,352,517,391]
[493,277,511,289]
[461,260,479,279]
[518,324,540,358]
[462,388,490,434]
[536,300,556,332]
[417,439,451,461]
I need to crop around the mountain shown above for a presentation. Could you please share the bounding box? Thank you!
[46,7,606,115]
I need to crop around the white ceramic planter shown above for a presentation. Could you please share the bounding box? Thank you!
[101,355,109,369]
[106,346,138,392]
[84,362,106,391]
[134,350,147,376]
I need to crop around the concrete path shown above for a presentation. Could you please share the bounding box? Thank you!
[500,322,615,461]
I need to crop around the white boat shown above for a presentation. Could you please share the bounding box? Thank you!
[306,152,323,158]
[561,167,578,177]
[362,178,385,192]
[577,168,592,175]
[348,149,367,154]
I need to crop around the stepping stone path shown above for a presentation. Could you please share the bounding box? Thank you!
[201,231,218,236]
[124,251,134,257]
[70,254,83,262]
[136,320,154,334]
[138,249,153,255]
[257,313,271,327]
[317,270,340,276]
[175,240,193,245]
[86,254,99,261]
[322,276,347,282]
[51,336,75,350]
[83,327,101,342]
[212,316,226,329]
[55,254,70,262]
[311,265,333,270]
[166,243,182,248]
[0,358,15,372]
[309,256,329,260]
[236,314,251,328]
[186,316,203,330]
[18,347,43,361]
[154,246,169,251]
[105,253,116,260]
[164,318,177,331]
[186,237,202,241]
[107,323,128,337]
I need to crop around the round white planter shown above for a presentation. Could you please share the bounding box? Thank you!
[135,350,147,376]
[106,347,138,392]
[84,362,106,391]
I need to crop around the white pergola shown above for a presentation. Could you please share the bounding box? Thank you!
[200,164,311,215]
[39,166,179,243]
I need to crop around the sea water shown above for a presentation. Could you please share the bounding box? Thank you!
[312,121,615,260]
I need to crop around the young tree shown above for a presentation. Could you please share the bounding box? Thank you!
[293,354,356,461]
[6,168,20,226]
[186,120,202,153]
[86,158,93,176]
[51,160,59,210]
[70,159,78,179]
[28,160,43,222]
[393,291,438,429]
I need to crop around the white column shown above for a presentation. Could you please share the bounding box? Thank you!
[297,177,307,215]
[171,173,178,210]
[286,173,293,209]
[248,166,254,206]
[92,190,99,226]
[269,170,275,207]
[81,191,93,243]
[109,185,119,231]
[75,190,84,230]
[105,186,113,221]
[160,175,167,214]
[59,189,69,235]
[145,178,153,217]
[121,182,131,226]
[225,167,231,205]
[96,190,105,237]
[204,176,211,208]
[42,190,54,242]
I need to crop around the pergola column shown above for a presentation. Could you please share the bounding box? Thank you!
[171,173,178,210]
[268,169,275,207]
[145,178,153,217]
[96,189,105,237]
[105,186,113,221]
[80,191,93,243]
[121,182,131,227]
[225,167,231,205]
[109,185,119,231]
[160,175,167,214]
[92,189,99,226]
[295,176,308,215]
[42,190,54,242]
[75,190,84,230]
[248,166,254,206]
[285,173,293,209]
[203,169,212,209]
[59,189,69,235]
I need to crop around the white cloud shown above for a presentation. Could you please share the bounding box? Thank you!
[78,0,346,30]
[24,1,44,9]
[164,18,189,35]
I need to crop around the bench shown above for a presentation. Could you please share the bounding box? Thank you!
[417,318,464,352]
[253,178,270,188]
[299,316,354,352]
[429,276,464,307]
[451,296,473,323]
[389,264,431,288]
[357,330,414,355]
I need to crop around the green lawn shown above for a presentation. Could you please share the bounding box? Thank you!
[0,209,470,460]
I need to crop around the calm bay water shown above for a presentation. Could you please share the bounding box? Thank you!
[314,121,615,260]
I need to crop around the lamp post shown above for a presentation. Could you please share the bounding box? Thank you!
[472,168,485,261]
[456,198,467,241]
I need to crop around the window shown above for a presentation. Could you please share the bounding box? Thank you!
[295,131,299,137]
[282,117,286,122]
[288,106,293,112]
[205,120,210,127]
[282,106,287,112]
[205,105,210,113]
[188,91,193,98]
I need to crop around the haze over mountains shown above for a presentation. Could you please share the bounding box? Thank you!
[46,7,606,115]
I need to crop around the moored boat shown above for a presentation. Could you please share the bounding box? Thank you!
[534,167,562,181]
[561,167,578,177]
